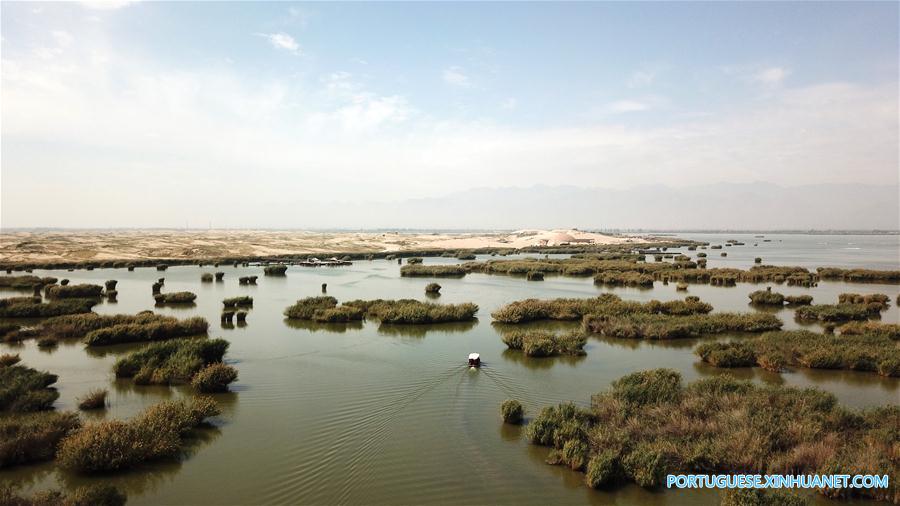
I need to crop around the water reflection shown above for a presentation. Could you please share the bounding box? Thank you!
[282,319,365,333]
[500,348,587,370]
[376,320,478,338]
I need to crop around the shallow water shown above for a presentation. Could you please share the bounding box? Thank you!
[1,233,898,505]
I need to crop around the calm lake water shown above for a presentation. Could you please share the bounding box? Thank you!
[1,233,898,505]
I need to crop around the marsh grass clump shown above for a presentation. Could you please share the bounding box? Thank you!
[838,321,900,341]
[0,354,20,367]
[400,265,467,277]
[583,312,782,340]
[284,296,339,319]
[42,312,167,339]
[37,336,59,348]
[191,363,239,393]
[407,257,424,264]
[720,252,727,257]
[784,295,813,306]
[425,282,441,294]
[84,316,208,346]
[46,284,103,299]
[526,271,544,281]
[201,273,214,282]
[221,311,234,323]
[263,265,288,276]
[456,252,476,260]
[838,293,890,306]
[154,291,197,304]
[345,299,478,324]
[501,330,586,357]
[794,304,878,322]
[311,306,365,323]
[104,280,117,291]
[675,282,687,291]
[748,288,784,305]
[57,396,220,472]
[492,294,712,324]
[0,298,97,318]
[817,267,900,283]
[0,411,81,468]
[0,323,22,341]
[696,330,900,377]
[0,364,59,412]
[156,264,168,271]
[113,338,230,386]
[223,296,253,308]
[593,271,653,287]
[236,311,247,323]
[526,369,898,502]
[151,282,162,295]
[0,275,55,289]
[77,389,107,410]
[215,272,225,281]
[501,400,525,424]
[754,257,762,264]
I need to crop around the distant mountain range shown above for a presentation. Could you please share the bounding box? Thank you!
[299,182,899,230]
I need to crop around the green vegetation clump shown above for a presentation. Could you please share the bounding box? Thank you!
[0,412,81,468]
[284,296,339,319]
[501,330,586,357]
[794,304,879,322]
[84,316,208,346]
[344,299,478,324]
[0,275,56,289]
[201,273,214,282]
[310,306,365,323]
[838,293,890,306]
[263,265,288,275]
[696,330,900,376]
[425,282,441,294]
[77,389,107,410]
[400,265,467,277]
[748,288,784,305]
[42,312,167,339]
[456,252,476,260]
[57,397,219,472]
[0,298,97,318]
[191,363,239,393]
[492,294,712,324]
[817,267,900,283]
[223,296,253,308]
[154,291,197,304]
[526,271,544,281]
[501,400,525,424]
[46,284,103,299]
[0,364,59,412]
[113,338,231,387]
[583,312,782,340]
[525,369,897,502]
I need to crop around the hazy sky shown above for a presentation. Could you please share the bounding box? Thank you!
[1,1,898,228]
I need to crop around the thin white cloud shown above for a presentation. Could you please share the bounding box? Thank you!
[501,97,518,110]
[607,99,651,113]
[442,66,471,88]
[258,32,301,55]
[754,67,790,87]
[78,1,138,10]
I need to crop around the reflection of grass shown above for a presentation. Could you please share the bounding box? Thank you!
[500,348,587,369]
[376,320,478,338]
[525,369,897,503]
[283,318,364,333]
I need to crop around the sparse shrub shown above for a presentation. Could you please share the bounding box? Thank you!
[501,400,524,424]
[191,363,238,393]
[77,389,107,410]
[57,397,219,472]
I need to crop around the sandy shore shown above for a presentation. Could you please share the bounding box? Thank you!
[0,229,657,264]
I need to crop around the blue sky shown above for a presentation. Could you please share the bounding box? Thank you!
[1,1,897,227]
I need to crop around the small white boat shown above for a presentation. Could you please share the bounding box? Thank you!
[468,353,481,368]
